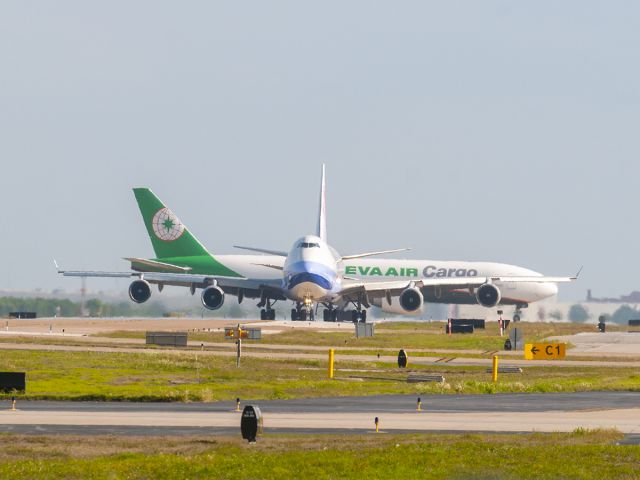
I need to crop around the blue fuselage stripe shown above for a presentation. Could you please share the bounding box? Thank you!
[286,261,336,291]
[288,272,333,290]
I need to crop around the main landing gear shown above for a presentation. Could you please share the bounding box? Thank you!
[351,309,367,323]
[257,297,276,320]
[512,303,528,322]
[320,307,366,322]
[323,307,338,322]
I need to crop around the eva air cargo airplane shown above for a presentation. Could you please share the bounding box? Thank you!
[59,166,576,322]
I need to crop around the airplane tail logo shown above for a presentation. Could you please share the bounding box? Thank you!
[151,207,185,242]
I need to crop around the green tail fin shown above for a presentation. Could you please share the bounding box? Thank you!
[133,188,209,259]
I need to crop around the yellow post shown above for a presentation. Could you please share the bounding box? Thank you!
[417,397,422,412]
[236,397,241,412]
[11,397,16,411]
[492,355,499,383]
[375,417,379,433]
[328,348,335,379]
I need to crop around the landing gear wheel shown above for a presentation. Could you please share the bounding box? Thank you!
[360,310,367,323]
[513,314,521,322]
[291,309,298,321]
[260,309,266,320]
[323,309,330,322]
[351,310,359,323]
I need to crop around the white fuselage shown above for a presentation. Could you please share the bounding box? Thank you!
[214,255,558,306]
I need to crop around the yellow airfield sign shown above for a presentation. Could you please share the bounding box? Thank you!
[524,343,566,360]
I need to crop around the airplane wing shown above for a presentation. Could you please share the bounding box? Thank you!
[233,245,288,256]
[338,275,577,301]
[339,248,410,261]
[56,267,284,292]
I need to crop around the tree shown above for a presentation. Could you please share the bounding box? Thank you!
[611,305,639,325]
[548,309,563,321]
[568,304,590,323]
[227,303,246,319]
[537,307,546,321]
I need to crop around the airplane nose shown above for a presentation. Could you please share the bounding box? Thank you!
[543,283,559,298]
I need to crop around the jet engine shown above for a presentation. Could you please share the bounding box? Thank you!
[129,280,151,304]
[399,287,424,313]
[475,283,501,307]
[371,296,424,315]
[201,285,225,310]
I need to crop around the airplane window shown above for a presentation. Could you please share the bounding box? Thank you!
[300,242,320,248]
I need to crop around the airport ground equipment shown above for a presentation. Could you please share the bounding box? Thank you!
[240,405,263,443]
[628,319,640,332]
[328,348,335,379]
[0,372,26,393]
[598,315,606,332]
[509,328,525,350]
[8,312,36,319]
[224,327,261,340]
[407,373,445,383]
[450,318,485,329]
[484,366,523,373]
[445,323,474,334]
[397,349,408,368]
[355,322,374,338]
[524,343,566,360]
[492,355,499,382]
[145,331,187,347]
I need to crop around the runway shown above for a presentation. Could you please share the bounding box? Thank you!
[2,392,639,437]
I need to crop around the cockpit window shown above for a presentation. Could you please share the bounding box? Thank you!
[298,242,320,248]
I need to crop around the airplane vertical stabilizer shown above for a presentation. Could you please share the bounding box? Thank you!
[317,164,327,242]
[133,188,209,259]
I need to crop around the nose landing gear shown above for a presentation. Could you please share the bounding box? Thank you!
[291,302,314,321]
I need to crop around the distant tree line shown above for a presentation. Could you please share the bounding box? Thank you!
[0,297,167,318]
[564,303,640,325]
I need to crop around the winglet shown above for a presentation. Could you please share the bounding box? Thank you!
[316,164,327,242]
[575,265,584,279]
[53,259,61,272]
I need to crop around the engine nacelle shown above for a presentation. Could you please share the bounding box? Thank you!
[372,296,424,315]
[129,280,151,304]
[399,287,424,313]
[475,283,501,307]
[201,285,225,310]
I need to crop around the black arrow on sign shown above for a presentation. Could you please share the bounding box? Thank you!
[530,346,539,355]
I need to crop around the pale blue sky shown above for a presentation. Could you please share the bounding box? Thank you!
[1,1,639,300]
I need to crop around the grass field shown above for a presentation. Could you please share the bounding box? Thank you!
[0,348,638,401]
[94,320,611,352]
[0,430,637,479]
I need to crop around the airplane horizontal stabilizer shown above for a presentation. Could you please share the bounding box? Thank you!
[124,257,192,272]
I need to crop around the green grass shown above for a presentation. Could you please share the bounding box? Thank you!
[0,430,636,479]
[0,349,638,401]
